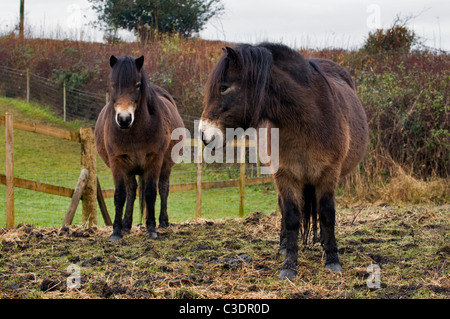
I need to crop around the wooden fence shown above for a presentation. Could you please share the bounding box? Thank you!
[1,112,273,228]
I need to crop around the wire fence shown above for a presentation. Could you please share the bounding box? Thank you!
[0,65,203,129]
[0,65,105,122]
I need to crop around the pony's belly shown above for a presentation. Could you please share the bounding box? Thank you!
[112,151,155,174]
[277,160,322,185]
[278,147,337,184]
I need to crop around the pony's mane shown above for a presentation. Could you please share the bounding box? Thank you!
[258,42,311,85]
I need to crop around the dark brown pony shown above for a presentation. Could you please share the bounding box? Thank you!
[95,55,184,241]
[200,43,369,279]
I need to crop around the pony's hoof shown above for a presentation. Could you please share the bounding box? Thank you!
[110,234,122,242]
[121,228,131,235]
[146,231,158,239]
[278,269,297,280]
[325,263,342,272]
[158,223,169,229]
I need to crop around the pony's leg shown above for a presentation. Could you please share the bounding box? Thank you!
[158,170,170,229]
[278,194,287,255]
[316,174,341,271]
[274,171,303,280]
[111,176,126,241]
[278,194,301,280]
[122,175,137,235]
[144,177,158,239]
[318,192,341,271]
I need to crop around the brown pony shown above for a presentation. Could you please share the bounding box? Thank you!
[200,43,369,279]
[95,55,184,241]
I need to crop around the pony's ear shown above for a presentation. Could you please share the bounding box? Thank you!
[135,55,144,71]
[110,55,118,68]
[224,46,239,62]
[223,46,241,69]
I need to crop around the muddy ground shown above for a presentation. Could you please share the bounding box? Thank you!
[0,204,448,299]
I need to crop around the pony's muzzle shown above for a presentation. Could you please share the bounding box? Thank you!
[116,111,134,129]
[199,119,221,145]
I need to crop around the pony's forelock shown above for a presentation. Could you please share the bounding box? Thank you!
[203,54,229,105]
[111,56,149,93]
[239,45,273,126]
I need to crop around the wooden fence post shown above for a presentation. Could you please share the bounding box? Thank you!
[239,135,246,218]
[26,69,30,104]
[80,127,97,228]
[63,82,67,122]
[62,168,89,229]
[256,155,261,178]
[97,178,112,226]
[5,112,14,228]
[196,140,202,218]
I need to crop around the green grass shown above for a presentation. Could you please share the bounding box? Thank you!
[0,97,277,227]
[0,183,277,227]
[0,96,88,130]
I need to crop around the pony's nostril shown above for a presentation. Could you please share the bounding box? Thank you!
[201,132,207,145]
[201,131,216,145]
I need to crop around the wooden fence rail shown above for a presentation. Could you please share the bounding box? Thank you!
[1,113,273,228]
[0,115,80,142]
[0,174,75,197]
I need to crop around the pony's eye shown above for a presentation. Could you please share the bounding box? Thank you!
[136,82,141,89]
[220,85,232,95]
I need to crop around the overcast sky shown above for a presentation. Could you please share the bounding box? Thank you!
[0,0,448,50]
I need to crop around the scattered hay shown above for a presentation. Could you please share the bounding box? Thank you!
[0,206,448,299]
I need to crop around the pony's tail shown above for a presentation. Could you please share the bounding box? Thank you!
[301,185,319,245]
[139,175,146,224]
